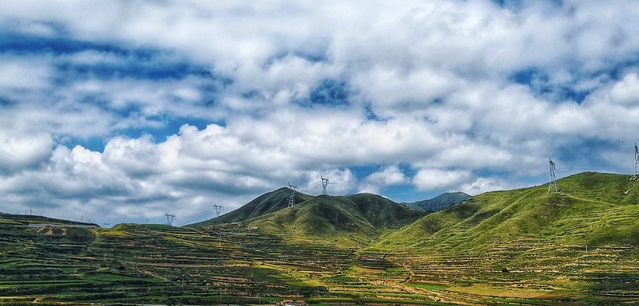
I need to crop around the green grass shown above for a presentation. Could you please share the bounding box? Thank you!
[247,193,426,247]
[1,172,639,305]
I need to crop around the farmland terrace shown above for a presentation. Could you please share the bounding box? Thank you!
[2,221,638,305]
[1,172,639,305]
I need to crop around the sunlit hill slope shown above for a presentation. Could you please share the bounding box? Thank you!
[234,193,428,246]
[382,172,639,250]
[2,172,639,305]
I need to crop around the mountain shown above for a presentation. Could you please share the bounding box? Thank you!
[2,172,639,305]
[403,191,471,211]
[245,193,429,246]
[189,187,314,227]
[381,172,639,250]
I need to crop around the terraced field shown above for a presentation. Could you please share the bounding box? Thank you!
[1,221,638,305]
[382,241,639,305]
[1,172,639,305]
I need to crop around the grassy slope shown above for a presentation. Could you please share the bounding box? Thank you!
[247,193,428,247]
[369,172,639,304]
[3,172,639,305]
[381,172,639,252]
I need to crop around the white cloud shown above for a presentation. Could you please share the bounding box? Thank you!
[357,165,409,194]
[608,73,639,106]
[2,0,639,224]
[0,131,53,173]
[366,165,408,185]
[413,169,472,191]
[460,177,518,196]
[0,57,51,90]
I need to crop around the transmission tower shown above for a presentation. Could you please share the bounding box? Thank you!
[321,176,330,195]
[633,143,639,180]
[287,183,298,208]
[164,213,176,226]
[213,204,223,217]
[548,158,558,193]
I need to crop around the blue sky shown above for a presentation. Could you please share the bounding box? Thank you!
[1,0,639,226]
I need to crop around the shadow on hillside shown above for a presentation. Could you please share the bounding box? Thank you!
[585,272,639,302]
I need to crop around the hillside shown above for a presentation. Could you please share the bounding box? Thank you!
[403,191,471,211]
[375,172,639,303]
[245,193,429,246]
[382,172,639,249]
[189,187,313,226]
[1,172,639,305]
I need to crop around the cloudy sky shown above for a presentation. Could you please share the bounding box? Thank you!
[1,0,639,226]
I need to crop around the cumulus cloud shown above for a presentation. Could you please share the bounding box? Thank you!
[413,169,472,191]
[1,0,639,224]
[358,165,409,194]
[0,131,53,174]
[608,73,639,106]
[460,177,518,196]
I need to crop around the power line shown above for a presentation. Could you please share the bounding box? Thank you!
[176,204,224,226]
[178,210,219,226]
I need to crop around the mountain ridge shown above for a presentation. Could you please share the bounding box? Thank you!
[188,188,461,228]
[245,193,428,246]
[189,187,313,227]
[402,191,471,211]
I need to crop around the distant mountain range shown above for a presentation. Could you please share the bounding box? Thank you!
[191,189,469,228]
[190,189,429,245]
[190,172,639,250]
[402,192,471,211]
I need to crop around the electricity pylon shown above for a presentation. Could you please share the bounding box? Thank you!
[213,204,223,217]
[321,176,329,195]
[165,213,176,226]
[548,158,558,193]
[633,143,639,180]
[287,183,298,208]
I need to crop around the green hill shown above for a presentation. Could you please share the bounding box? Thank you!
[2,172,639,305]
[382,172,639,250]
[245,193,429,247]
[189,187,314,226]
[403,191,471,211]
[370,172,639,304]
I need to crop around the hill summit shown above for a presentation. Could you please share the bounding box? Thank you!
[246,193,428,246]
[190,188,429,246]
[190,187,314,227]
[191,189,466,228]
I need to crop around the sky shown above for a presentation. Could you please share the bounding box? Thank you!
[1,0,639,226]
